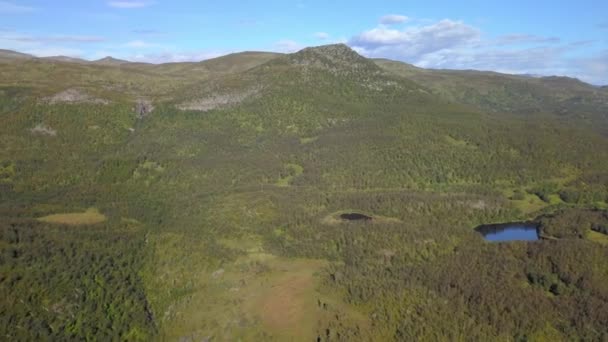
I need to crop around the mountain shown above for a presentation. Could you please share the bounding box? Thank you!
[41,55,89,63]
[0,49,34,61]
[199,51,282,73]
[375,58,608,130]
[91,56,132,66]
[1,44,608,341]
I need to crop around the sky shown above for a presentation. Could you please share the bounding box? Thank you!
[1,0,607,84]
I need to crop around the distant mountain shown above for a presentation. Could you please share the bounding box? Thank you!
[41,56,89,64]
[199,51,282,73]
[518,73,543,78]
[92,56,132,66]
[374,58,608,128]
[0,49,34,60]
[280,44,380,75]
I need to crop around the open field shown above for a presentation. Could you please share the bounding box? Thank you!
[37,208,107,225]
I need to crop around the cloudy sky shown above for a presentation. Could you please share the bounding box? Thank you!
[1,0,607,84]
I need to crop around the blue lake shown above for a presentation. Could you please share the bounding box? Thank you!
[476,223,539,242]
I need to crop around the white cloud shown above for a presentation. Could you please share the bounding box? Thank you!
[0,1,36,13]
[126,50,227,63]
[3,34,105,43]
[315,32,329,40]
[0,31,105,50]
[107,1,153,9]
[348,18,607,85]
[0,30,101,59]
[572,51,608,85]
[350,19,480,59]
[22,47,84,58]
[124,40,158,48]
[414,46,565,71]
[493,34,560,46]
[273,39,302,53]
[379,14,409,25]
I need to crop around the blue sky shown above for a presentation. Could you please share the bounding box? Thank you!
[1,0,607,84]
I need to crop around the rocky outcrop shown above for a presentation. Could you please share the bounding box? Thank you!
[44,89,109,105]
[177,88,260,112]
[30,124,57,136]
[134,99,154,118]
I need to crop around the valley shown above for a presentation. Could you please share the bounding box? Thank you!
[1,44,608,341]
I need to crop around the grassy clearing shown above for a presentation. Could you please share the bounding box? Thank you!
[244,257,327,341]
[276,163,304,187]
[299,136,318,144]
[594,201,608,210]
[444,135,477,149]
[502,187,549,215]
[587,230,608,245]
[37,208,106,225]
[511,193,549,215]
[153,232,364,341]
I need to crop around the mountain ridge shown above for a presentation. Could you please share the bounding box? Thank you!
[1,46,602,87]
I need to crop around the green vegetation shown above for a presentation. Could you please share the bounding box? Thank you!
[276,163,304,186]
[0,218,153,340]
[37,208,107,225]
[1,44,608,340]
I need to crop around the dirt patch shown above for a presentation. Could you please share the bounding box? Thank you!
[248,259,324,340]
[178,88,260,112]
[44,89,109,105]
[258,274,312,331]
[37,208,107,225]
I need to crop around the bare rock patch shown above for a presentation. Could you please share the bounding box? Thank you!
[44,88,109,105]
[134,99,154,118]
[30,124,57,136]
[178,88,260,112]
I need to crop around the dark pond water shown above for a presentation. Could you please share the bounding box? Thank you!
[476,222,539,242]
[340,213,373,221]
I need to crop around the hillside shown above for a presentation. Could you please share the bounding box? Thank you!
[375,58,608,131]
[1,44,608,341]
[0,49,34,61]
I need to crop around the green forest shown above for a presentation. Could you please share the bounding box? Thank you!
[1,44,608,341]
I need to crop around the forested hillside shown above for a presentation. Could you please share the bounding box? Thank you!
[1,44,607,341]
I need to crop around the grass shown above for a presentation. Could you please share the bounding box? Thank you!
[444,135,476,149]
[155,240,332,341]
[587,230,608,245]
[244,257,327,341]
[152,231,364,341]
[37,208,107,225]
[276,163,304,187]
[299,136,318,144]
[509,193,548,215]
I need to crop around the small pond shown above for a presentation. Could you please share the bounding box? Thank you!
[476,222,539,242]
[340,213,373,221]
